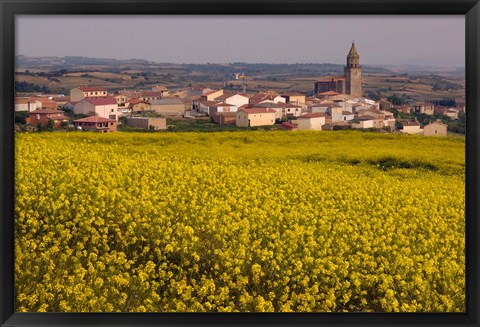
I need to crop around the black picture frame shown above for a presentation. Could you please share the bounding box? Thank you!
[1,0,479,326]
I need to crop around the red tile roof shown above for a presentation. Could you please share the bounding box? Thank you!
[282,122,298,129]
[74,116,116,123]
[239,108,276,114]
[84,97,117,106]
[78,86,107,92]
[49,115,71,121]
[29,109,64,114]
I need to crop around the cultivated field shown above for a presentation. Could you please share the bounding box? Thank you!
[15,131,465,312]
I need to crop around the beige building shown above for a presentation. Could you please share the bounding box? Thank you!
[412,102,435,115]
[315,42,362,98]
[281,92,306,106]
[203,89,224,101]
[236,108,276,127]
[296,113,327,130]
[149,98,185,116]
[351,115,383,129]
[125,117,167,130]
[70,86,108,102]
[424,120,448,136]
[74,97,118,120]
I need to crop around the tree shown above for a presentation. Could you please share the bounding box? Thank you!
[45,119,54,130]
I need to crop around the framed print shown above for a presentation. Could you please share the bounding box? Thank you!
[1,0,479,326]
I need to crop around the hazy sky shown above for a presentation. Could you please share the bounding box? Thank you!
[16,15,465,67]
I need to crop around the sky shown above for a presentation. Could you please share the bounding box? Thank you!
[16,15,465,67]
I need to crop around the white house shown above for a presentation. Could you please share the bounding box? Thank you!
[400,121,423,134]
[214,93,250,109]
[341,111,355,122]
[15,98,41,112]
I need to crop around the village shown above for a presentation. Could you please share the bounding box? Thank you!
[14,43,465,136]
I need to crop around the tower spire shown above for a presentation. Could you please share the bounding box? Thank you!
[348,41,359,59]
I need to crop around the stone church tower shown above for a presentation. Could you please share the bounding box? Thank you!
[344,41,362,97]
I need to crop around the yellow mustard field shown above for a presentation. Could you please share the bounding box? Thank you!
[15,130,465,312]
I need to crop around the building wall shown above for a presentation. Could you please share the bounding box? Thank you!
[297,117,325,130]
[206,89,224,101]
[125,117,167,130]
[132,103,151,112]
[29,113,65,127]
[150,104,185,116]
[424,123,447,136]
[402,125,423,134]
[15,102,37,112]
[74,101,118,119]
[315,79,345,94]
[70,88,107,102]
[287,95,306,105]
[345,67,362,97]
[236,111,275,127]
[225,94,249,108]
[236,111,249,127]
[74,100,95,115]
[70,88,85,102]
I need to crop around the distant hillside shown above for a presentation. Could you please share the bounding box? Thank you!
[15,55,394,75]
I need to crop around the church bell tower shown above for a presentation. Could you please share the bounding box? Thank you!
[344,41,362,98]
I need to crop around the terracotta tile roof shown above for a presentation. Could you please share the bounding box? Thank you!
[141,91,162,97]
[282,122,298,129]
[74,116,116,123]
[214,102,234,107]
[15,98,33,104]
[200,100,220,107]
[298,113,328,119]
[78,86,107,92]
[84,97,117,106]
[128,98,144,105]
[29,109,64,114]
[213,93,234,101]
[49,115,71,121]
[239,108,276,114]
